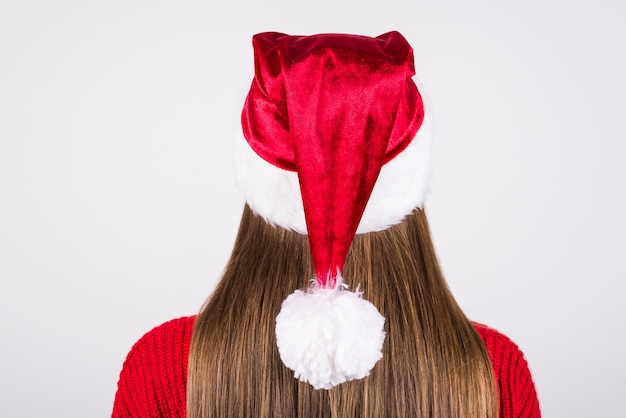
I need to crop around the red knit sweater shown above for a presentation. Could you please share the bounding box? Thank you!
[112,316,540,417]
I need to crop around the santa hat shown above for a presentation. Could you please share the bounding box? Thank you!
[234,31,433,389]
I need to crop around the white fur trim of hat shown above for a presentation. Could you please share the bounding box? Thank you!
[234,93,434,235]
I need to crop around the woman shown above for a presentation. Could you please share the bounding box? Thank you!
[112,31,540,417]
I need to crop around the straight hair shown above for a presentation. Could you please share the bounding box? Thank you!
[187,205,498,417]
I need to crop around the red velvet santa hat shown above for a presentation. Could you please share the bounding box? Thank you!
[235,31,433,389]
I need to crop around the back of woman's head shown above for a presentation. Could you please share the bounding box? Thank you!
[187,31,498,417]
[187,206,498,417]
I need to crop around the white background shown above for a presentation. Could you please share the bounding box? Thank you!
[1,1,625,417]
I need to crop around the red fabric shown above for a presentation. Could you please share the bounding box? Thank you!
[241,32,424,287]
[112,317,191,418]
[112,316,541,417]
[475,324,542,418]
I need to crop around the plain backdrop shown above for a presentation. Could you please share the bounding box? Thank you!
[1,1,625,417]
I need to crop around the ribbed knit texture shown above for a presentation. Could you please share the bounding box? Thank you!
[475,324,541,417]
[112,316,540,417]
[112,317,192,418]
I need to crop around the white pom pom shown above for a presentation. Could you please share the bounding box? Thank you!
[275,279,386,389]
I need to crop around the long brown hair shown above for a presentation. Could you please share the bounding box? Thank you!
[187,205,498,417]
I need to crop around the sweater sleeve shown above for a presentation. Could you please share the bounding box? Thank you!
[475,324,541,418]
[112,316,195,418]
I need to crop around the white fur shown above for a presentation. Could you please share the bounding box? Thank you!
[233,93,434,234]
[275,279,386,389]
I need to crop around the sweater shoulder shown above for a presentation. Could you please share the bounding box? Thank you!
[112,316,196,418]
[473,322,523,359]
[125,316,196,362]
[473,323,541,418]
